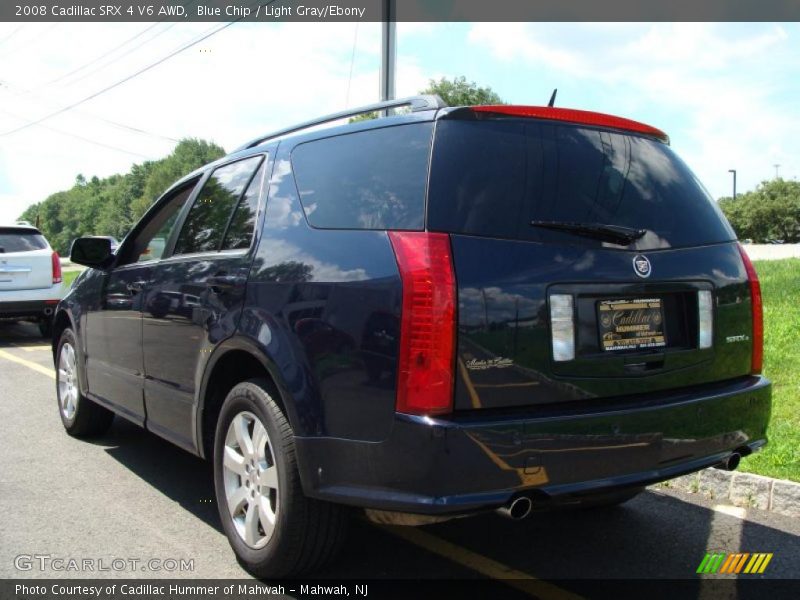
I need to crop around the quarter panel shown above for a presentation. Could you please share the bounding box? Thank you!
[244,148,402,441]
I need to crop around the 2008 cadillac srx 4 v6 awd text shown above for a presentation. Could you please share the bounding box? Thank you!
[55,96,770,577]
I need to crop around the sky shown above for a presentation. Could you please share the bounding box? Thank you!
[0,21,798,224]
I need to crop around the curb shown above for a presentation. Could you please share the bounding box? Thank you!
[650,468,800,517]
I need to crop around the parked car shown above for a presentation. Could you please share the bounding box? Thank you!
[54,96,771,577]
[0,223,63,336]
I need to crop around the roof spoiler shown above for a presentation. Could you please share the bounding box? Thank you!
[454,105,670,144]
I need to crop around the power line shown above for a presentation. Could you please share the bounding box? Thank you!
[43,23,164,87]
[29,0,201,90]
[0,24,59,60]
[0,79,180,143]
[0,21,236,137]
[345,22,360,108]
[0,25,24,48]
[0,108,154,159]
[58,23,180,90]
[0,0,273,138]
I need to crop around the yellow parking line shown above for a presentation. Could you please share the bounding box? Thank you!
[13,344,51,353]
[457,358,482,408]
[381,525,583,600]
[0,348,55,379]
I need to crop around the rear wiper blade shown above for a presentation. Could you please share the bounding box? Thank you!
[530,221,647,245]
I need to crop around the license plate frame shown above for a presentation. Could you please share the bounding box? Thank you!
[597,297,667,352]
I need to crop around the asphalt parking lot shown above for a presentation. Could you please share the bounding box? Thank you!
[1,321,799,598]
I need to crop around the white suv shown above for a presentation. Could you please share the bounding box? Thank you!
[0,223,64,337]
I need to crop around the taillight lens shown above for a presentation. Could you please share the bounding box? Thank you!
[737,243,763,374]
[388,232,456,416]
[51,251,62,284]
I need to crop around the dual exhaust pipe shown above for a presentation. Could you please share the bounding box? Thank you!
[714,451,742,472]
[498,451,744,520]
[496,495,533,521]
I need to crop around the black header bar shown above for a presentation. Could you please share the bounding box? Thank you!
[4,0,800,23]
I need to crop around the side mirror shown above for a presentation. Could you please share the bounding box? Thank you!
[70,237,113,269]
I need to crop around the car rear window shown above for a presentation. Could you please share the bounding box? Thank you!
[291,123,433,230]
[0,229,48,253]
[427,119,735,249]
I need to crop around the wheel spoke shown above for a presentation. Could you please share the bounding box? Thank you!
[257,496,275,538]
[64,344,75,366]
[223,446,246,476]
[252,420,268,462]
[227,485,248,517]
[232,415,254,458]
[244,501,260,546]
[260,466,278,490]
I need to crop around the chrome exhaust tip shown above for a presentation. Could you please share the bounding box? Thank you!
[496,496,533,520]
[714,452,741,471]
[43,307,54,316]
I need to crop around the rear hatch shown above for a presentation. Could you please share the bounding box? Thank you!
[427,108,754,411]
[0,228,54,291]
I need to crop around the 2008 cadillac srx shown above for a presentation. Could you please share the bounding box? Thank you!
[55,96,770,576]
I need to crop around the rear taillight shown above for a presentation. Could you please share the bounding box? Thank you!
[51,251,62,284]
[388,232,456,416]
[737,243,763,374]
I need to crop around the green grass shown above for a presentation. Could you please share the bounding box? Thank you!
[61,270,81,289]
[738,258,800,482]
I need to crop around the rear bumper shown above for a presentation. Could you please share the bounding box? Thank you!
[0,299,60,319]
[295,376,771,514]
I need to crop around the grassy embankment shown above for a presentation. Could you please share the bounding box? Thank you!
[740,258,800,481]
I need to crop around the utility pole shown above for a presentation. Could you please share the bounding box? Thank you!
[728,169,737,199]
[774,164,781,179]
[379,0,396,117]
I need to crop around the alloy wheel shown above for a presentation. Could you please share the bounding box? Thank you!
[222,411,279,549]
[57,343,78,420]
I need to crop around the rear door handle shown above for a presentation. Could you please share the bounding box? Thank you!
[126,280,147,294]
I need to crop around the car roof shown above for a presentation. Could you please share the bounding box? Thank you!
[0,224,42,233]
[159,99,668,201]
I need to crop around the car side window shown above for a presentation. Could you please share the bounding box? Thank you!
[221,160,266,250]
[291,123,432,230]
[118,179,199,266]
[173,156,264,256]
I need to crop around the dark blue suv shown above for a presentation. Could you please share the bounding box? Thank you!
[55,96,771,577]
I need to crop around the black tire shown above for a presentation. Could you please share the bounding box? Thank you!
[213,379,347,578]
[39,318,53,339]
[55,328,114,437]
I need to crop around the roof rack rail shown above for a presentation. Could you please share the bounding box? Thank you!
[234,95,447,152]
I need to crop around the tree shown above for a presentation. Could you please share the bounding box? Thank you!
[132,138,225,219]
[719,179,800,243]
[20,138,225,255]
[420,76,503,107]
[350,76,503,122]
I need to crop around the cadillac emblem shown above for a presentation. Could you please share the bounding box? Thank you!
[632,255,651,278]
